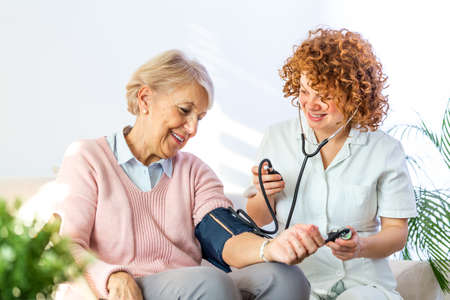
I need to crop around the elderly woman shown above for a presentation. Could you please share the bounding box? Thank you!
[245,29,417,300]
[50,50,322,300]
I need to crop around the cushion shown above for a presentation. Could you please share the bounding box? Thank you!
[389,260,446,300]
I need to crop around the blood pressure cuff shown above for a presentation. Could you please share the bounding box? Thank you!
[195,207,255,272]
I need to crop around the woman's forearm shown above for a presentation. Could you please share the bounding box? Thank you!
[358,218,408,259]
[222,232,266,268]
[223,224,325,269]
[246,194,275,227]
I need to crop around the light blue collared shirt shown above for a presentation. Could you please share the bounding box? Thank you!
[106,126,173,192]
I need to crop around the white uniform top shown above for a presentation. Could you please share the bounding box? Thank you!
[246,117,417,299]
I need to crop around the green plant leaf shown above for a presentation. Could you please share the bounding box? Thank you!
[0,198,84,300]
[417,117,441,149]
[440,99,450,169]
[429,259,450,293]
[404,187,450,292]
[389,99,450,293]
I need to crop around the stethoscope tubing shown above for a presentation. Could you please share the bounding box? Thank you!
[230,106,358,238]
[231,134,328,238]
[284,134,329,229]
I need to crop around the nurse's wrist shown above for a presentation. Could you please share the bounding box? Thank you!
[356,237,368,258]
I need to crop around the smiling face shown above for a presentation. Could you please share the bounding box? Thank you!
[131,83,208,165]
[299,75,346,140]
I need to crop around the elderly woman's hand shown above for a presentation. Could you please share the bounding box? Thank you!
[326,226,362,261]
[107,271,143,300]
[264,224,324,265]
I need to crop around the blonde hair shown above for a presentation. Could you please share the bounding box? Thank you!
[126,50,214,115]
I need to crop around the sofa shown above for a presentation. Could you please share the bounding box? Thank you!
[1,177,448,300]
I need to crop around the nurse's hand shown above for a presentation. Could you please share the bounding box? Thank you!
[246,162,285,227]
[265,224,325,265]
[107,271,143,300]
[251,162,285,198]
[326,226,362,260]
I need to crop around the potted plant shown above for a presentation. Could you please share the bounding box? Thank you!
[388,99,450,293]
[0,199,83,300]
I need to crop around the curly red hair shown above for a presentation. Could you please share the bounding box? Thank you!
[280,28,389,131]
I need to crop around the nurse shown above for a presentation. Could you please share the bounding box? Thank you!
[245,28,417,300]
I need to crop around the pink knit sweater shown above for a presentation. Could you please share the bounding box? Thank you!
[51,138,232,298]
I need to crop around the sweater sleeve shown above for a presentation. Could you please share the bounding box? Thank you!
[52,141,129,298]
[190,156,233,226]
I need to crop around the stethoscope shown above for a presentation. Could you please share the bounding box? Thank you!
[230,101,358,239]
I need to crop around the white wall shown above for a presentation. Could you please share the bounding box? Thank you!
[1,0,449,192]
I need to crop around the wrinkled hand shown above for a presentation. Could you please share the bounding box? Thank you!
[251,162,285,199]
[264,224,325,265]
[326,226,362,261]
[107,271,143,300]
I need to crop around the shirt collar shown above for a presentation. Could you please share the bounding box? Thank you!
[116,126,173,177]
[116,127,136,165]
[155,157,173,178]
[347,128,368,145]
